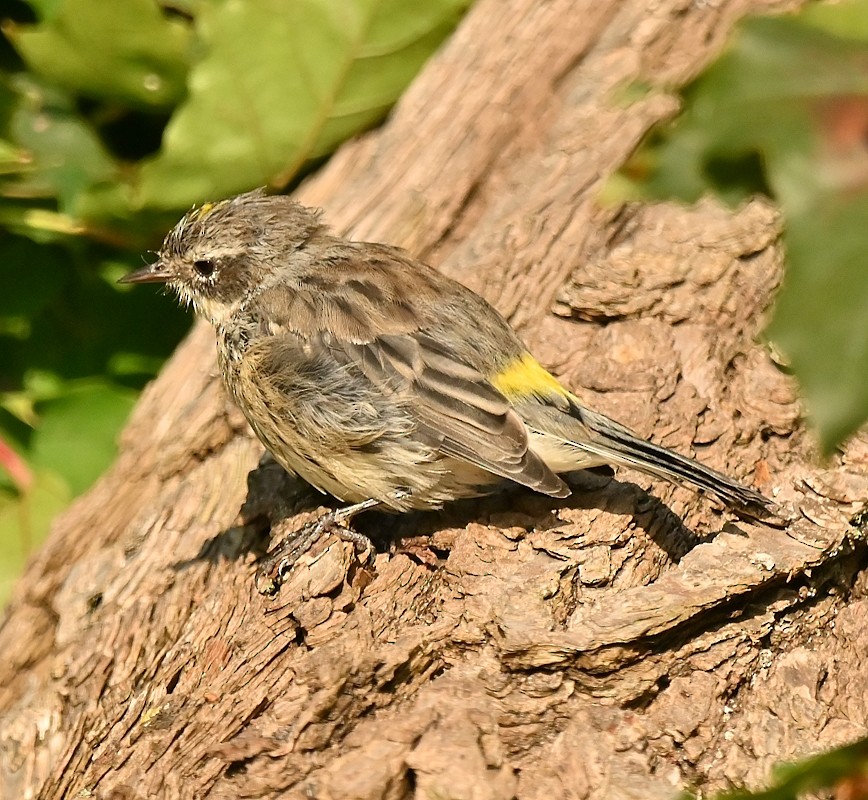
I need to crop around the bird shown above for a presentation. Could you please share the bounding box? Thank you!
[120,189,774,593]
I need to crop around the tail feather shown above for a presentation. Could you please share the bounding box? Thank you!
[568,399,772,516]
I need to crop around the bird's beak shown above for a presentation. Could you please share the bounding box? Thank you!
[118,260,173,285]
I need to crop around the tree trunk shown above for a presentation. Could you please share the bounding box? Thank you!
[3,0,866,798]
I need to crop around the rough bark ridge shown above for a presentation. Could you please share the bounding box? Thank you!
[2,0,867,798]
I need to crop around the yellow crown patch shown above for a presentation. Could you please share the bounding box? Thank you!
[193,201,217,221]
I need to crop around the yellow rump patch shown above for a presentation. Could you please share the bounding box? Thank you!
[492,353,568,401]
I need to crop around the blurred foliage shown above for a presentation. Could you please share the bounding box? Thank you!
[616,0,868,455]
[682,735,868,799]
[0,0,469,605]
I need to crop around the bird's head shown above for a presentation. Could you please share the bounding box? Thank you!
[120,189,324,324]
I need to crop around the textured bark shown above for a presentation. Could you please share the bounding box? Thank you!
[2,0,867,798]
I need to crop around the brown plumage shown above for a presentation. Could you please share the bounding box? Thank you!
[120,189,775,590]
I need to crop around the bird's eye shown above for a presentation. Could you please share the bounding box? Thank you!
[193,258,215,277]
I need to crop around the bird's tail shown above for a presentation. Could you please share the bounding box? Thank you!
[565,396,773,517]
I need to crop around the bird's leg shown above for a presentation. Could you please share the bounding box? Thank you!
[255,497,382,596]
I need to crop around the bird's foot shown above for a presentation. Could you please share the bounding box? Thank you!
[255,499,379,596]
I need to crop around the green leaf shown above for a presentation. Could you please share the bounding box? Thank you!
[11,0,190,109]
[0,138,28,173]
[799,0,868,41]
[137,0,469,209]
[618,2,868,451]
[30,380,136,495]
[25,0,64,20]
[6,75,116,210]
[769,197,868,451]
[0,469,71,608]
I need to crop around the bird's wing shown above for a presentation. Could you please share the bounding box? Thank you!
[250,265,569,498]
[334,331,569,498]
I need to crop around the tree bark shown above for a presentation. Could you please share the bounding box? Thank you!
[3,0,867,798]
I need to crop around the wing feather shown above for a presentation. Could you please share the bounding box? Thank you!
[339,335,568,497]
[249,253,569,498]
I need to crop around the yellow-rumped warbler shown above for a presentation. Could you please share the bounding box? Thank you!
[121,189,774,593]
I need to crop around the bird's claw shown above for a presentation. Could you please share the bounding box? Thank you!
[255,510,375,596]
